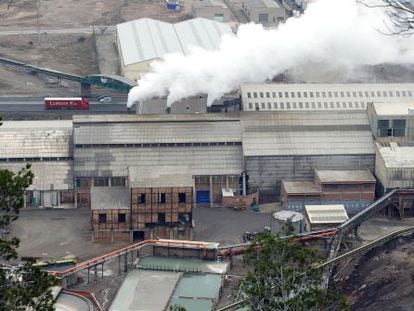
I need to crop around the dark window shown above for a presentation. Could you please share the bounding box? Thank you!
[118,213,126,223]
[159,193,166,204]
[179,193,186,203]
[111,177,126,187]
[393,119,406,129]
[247,92,251,98]
[260,92,264,98]
[98,213,106,223]
[94,177,109,187]
[158,213,166,224]
[138,193,146,204]
[378,120,389,129]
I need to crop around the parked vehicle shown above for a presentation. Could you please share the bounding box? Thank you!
[99,96,112,102]
[44,97,89,110]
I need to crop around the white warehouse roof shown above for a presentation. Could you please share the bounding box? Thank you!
[117,17,233,66]
[305,204,349,224]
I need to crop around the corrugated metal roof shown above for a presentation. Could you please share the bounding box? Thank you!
[315,169,376,183]
[128,166,194,188]
[192,0,228,9]
[0,121,72,158]
[243,0,280,8]
[377,142,414,168]
[175,18,231,54]
[372,102,414,116]
[74,146,243,176]
[243,130,374,156]
[117,18,182,66]
[117,18,232,65]
[0,161,73,190]
[281,181,321,194]
[72,113,240,123]
[305,204,349,224]
[241,111,374,156]
[91,187,130,210]
[74,121,241,144]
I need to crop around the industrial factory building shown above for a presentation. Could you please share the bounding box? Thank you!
[241,111,375,201]
[242,0,287,26]
[73,114,243,208]
[0,121,75,208]
[91,166,194,242]
[241,83,414,111]
[376,142,414,191]
[116,17,233,80]
[281,169,376,214]
[192,0,233,22]
[367,102,414,140]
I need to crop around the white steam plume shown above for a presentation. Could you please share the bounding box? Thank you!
[127,0,414,108]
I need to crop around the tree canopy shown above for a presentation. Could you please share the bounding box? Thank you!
[359,0,414,34]
[239,234,348,311]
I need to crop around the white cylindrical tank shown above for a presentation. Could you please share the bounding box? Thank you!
[271,211,304,235]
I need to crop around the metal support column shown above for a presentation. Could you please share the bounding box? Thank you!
[124,253,128,272]
[118,256,121,275]
[209,176,213,208]
[101,263,104,279]
[87,267,90,283]
[242,172,247,195]
[80,82,91,97]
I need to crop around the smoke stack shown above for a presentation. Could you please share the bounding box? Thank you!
[165,107,171,114]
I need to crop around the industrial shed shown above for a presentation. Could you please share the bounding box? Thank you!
[304,204,349,231]
[192,0,233,22]
[0,121,74,208]
[376,142,414,191]
[116,17,232,80]
[242,0,287,26]
[241,83,414,112]
[241,111,375,201]
[367,102,414,140]
[73,114,243,207]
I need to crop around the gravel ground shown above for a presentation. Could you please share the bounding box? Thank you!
[193,206,272,245]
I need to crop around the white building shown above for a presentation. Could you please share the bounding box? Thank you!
[241,83,414,111]
[116,17,233,81]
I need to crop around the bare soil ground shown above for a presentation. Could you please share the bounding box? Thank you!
[0,0,194,96]
[0,0,192,30]
[339,235,414,311]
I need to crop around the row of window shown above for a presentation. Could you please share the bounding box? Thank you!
[0,157,72,162]
[246,90,413,99]
[98,212,191,225]
[246,101,367,110]
[74,142,242,149]
[75,177,127,188]
[137,192,187,204]
[377,119,406,137]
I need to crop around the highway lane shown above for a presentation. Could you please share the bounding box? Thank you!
[0,101,130,113]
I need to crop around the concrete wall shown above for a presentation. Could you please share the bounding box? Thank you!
[375,151,414,190]
[242,4,286,26]
[136,96,208,114]
[245,154,375,202]
[192,6,233,22]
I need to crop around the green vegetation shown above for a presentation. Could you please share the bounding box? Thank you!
[239,234,348,311]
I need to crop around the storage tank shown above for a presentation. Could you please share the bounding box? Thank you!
[271,211,304,235]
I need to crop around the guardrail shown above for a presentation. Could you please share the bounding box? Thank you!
[50,239,216,278]
[317,225,414,269]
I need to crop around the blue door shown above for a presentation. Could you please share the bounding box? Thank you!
[197,190,210,204]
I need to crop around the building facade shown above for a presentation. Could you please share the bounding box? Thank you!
[192,0,233,22]
[241,83,414,112]
[242,0,287,26]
